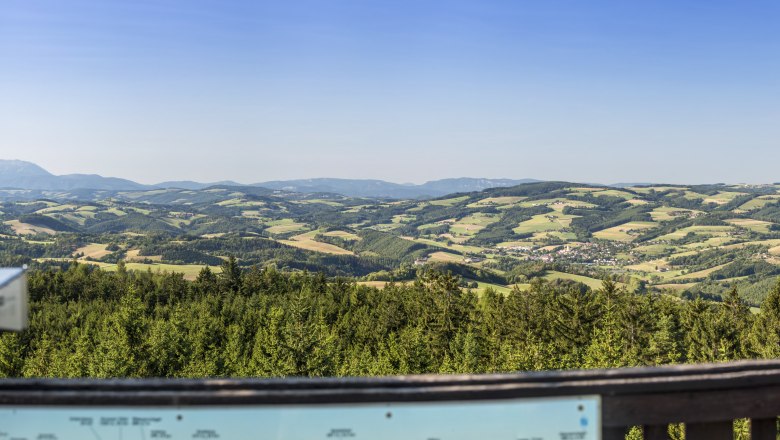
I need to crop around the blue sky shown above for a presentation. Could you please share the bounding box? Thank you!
[1,0,778,184]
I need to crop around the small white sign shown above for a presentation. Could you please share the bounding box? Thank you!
[0,268,28,332]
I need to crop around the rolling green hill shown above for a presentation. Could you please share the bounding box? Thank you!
[2,181,780,304]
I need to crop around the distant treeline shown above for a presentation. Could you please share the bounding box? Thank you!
[1,261,779,379]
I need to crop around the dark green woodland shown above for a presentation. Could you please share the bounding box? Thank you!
[3,259,779,379]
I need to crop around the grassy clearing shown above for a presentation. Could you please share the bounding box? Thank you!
[650,207,701,222]
[630,186,685,194]
[106,262,221,280]
[679,236,738,250]
[392,214,416,224]
[656,225,734,241]
[279,231,354,255]
[496,240,535,248]
[4,220,56,235]
[737,195,780,211]
[592,221,657,242]
[323,230,361,241]
[655,283,698,292]
[355,281,413,289]
[675,263,731,280]
[451,213,500,236]
[428,251,463,263]
[410,237,485,254]
[520,199,597,211]
[105,207,127,216]
[720,239,780,251]
[462,279,513,295]
[683,191,709,200]
[532,231,577,242]
[368,223,401,232]
[34,204,76,214]
[125,249,162,262]
[467,196,526,208]
[702,191,744,205]
[125,207,152,215]
[265,219,309,234]
[567,188,635,200]
[429,196,469,206]
[633,243,676,256]
[725,218,774,234]
[295,199,343,207]
[543,271,605,290]
[514,213,579,235]
[74,243,111,260]
[626,259,671,272]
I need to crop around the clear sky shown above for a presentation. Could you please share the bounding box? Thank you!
[1,0,778,185]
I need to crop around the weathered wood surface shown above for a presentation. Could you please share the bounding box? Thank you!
[752,418,778,440]
[1,360,779,430]
[685,421,733,440]
[642,425,668,440]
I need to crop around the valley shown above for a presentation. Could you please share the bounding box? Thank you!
[2,181,780,304]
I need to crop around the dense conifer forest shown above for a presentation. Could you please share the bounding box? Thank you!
[2,259,779,379]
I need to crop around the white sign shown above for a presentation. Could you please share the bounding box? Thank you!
[0,396,600,440]
[0,268,28,331]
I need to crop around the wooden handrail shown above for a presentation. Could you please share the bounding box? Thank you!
[2,360,780,439]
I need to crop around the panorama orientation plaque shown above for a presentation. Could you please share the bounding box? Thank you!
[0,396,600,440]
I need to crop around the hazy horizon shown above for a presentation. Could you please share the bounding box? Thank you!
[2,1,779,184]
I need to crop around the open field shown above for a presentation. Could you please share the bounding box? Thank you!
[519,198,597,211]
[650,207,701,222]
[514,213,579,235]
[675,263,731,280]
[294,199,343,207]
[632,243,676,256]
[125,249,162,262]
[543,270,605,290]
[74,243,111,260]
[106,262,222,280]
[725,218,774,233]
[568,188,636,200]
[322,230,361,241]
[280,231,354,255]
[738,195,780,211]
[655,225,734,241]
[429,196,469,206]
[629,186,685,194]
[428,251,463,263]
[467,196,526,208]
[4,220,56,235]
[702,191,744,204]
[655,283,699,292]
[265,219,309,234]
[592,221,657,242]
[450,213,500,235]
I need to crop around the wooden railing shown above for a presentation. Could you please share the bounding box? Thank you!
[1,360,780,439]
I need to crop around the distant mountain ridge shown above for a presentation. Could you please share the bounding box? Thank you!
[0,160,541,198]
[0,160,147,191]
[253,177,541,198]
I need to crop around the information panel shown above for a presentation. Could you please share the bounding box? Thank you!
[0,396,600,440]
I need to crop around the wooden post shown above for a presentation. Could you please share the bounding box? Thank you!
[643,424,668,440]
[751,418,777,440]
[685,421,733,440]
[602,426,627,440]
